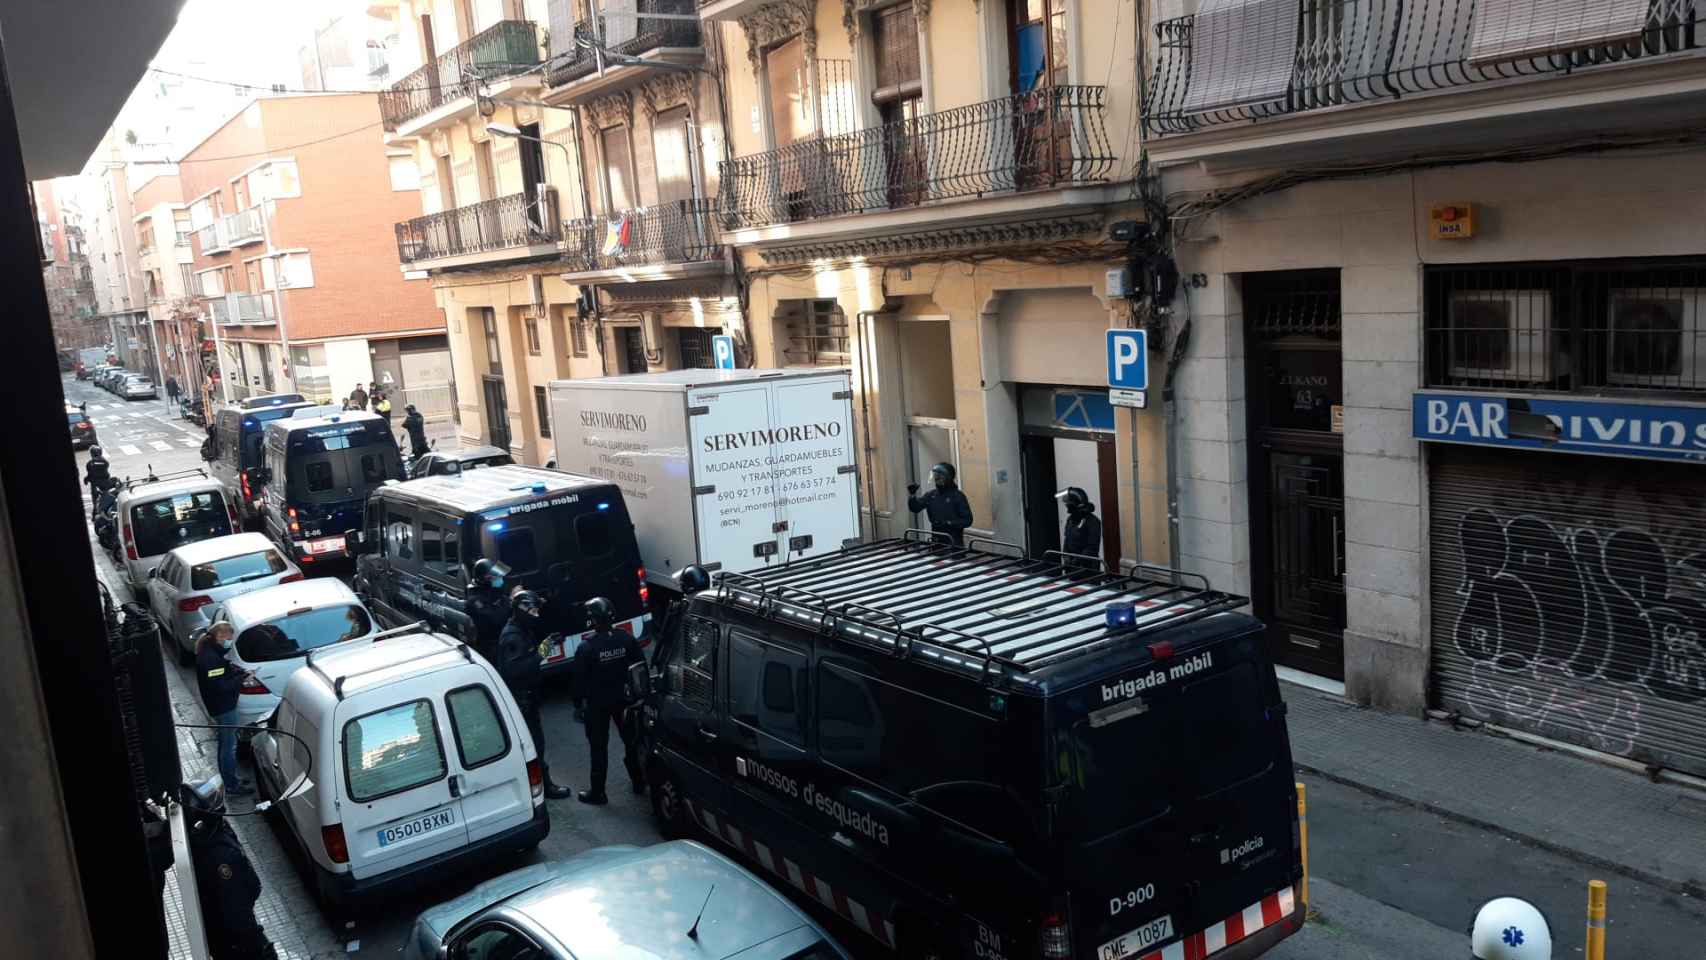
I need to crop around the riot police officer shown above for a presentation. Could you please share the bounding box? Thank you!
[1056,486,1103,569]
[906,461,974,546]
[464,558,511,661]
[572,596,645,805]
[84,445,113,516]
[181,778,278,959]
[499,589,572,799]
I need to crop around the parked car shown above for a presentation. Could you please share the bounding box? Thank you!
[402,840,855,960]
[66,404,97,450]
[113,469,241,600]
[74,361,88,380]
[214,577,380,727]
[405,445,513,480]
[145,532,302,665]
[250,626,548,910]
[122,374,158,400]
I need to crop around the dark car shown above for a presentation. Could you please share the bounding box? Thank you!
[65,404,97,449]
[644,537,1304,960]
[405,445,514,479]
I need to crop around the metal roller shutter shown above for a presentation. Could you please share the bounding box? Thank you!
[1428,446,1706,776]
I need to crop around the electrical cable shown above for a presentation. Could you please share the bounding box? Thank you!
[145,66,389,98]
[95,121,386,167]
[172,721,316,813]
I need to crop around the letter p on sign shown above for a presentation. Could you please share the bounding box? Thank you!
[713,334,736,370]
[1107,329,1149,390]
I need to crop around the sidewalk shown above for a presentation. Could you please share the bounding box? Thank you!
[1283,683,1706,896]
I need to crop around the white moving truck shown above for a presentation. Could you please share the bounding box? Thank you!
[548,368,862,589]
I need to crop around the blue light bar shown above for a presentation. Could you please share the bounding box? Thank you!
[1105,600,1136,628]
[486,521,506,532]
[597,502,610,511]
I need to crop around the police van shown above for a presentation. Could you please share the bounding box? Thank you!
[349,465,650,671]
[260,411,403,567]
[644,536,1303,960]
[209,399,321,527]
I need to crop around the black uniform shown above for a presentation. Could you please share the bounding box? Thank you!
[907,482,974,546]
[496,616,550,782]
[187,817,277,959]
[464,586,510,661]
[196,643,243,717]
[402,409,429,458]
[84,455,112,504]
[1062,507,1102,565]
[573,628,645,796]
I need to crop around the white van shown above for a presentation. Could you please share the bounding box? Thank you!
[251,627,548,910]
[114,470,241,599]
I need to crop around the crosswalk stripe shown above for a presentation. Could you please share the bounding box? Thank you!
[181,438,202,448]
[119,444,141,456]
[150,441,172,451]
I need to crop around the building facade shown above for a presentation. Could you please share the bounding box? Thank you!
[1139,0,1706,776]
[35,179,103,352]
[130,171,204,396]
[179,93,448,426]
[80,135,154,373]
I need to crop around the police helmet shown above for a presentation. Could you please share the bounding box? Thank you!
[179,776,226,840]
[676,565,711,595]
[89,445,103,459]
[1055,486,1091,512]
[472,558,510,587]
[1471,898,1553,960]
[510,589,542,615]
[585,596,616,629]
[930,462,956,483]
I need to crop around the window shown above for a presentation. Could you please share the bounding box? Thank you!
[198,270,225,298]
[1011,0,1070,92]
[785,300,850,366]
[128,493,233,556]
[569,511,613,556]
[652,107,694,206]
[360,453,387,484]
[599,125,635,213]
[388,155,421,191]
[421,522,443,563]
[482,309,502,373]
[189,549,288,589]
[494,528,538,573]
[765,36,813,149]
[524,316,541,355]
[178,263,194,293]
[388,518,415,559]
[534,386,551,438]
[571,317,588,357]
[677,328,715,369]
[729,632,808,747]
[452,923,546,960]
[817,662,1004,796]
[442,525,461,574]
[446,685,510,769]
[305,460,334,492]
[343,699,448,802]
[235,604,373,662]
[278,252,314,289]
[266,160,302,199]
[670,616,718,711]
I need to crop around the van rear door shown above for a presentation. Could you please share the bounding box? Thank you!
[688,381,780,572]
[440,668,535,844]
[1063,633,1299,960]
[767,374,858,563]
[337,694,468,879]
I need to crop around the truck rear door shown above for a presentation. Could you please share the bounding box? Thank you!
[1064,635,1300,960]
[688,382,782,573]
[768,374,859,563]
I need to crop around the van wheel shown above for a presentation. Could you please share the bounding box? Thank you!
[650,768,691,837]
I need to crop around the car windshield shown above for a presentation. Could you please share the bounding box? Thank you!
[129,493,233,557]
[189,549,287,589]
[235,604,372,662]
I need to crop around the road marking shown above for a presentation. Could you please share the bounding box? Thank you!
[181,439,201,448]
[119,444,141,455]
[150,441,173,451]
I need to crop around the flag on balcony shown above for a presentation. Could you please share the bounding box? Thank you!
[602,213,631,257]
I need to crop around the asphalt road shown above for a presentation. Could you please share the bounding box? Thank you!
[60,374,1706,959]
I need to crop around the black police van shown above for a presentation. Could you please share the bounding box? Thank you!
[259,411,402,568]
[349,465,651,672]
[644,536,1303,960]
[208,396,338,528]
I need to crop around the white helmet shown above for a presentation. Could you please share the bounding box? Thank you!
[1471,898,1553,960]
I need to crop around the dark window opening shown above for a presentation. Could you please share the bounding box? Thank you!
[494,527,538,573]
[534,385,551,438]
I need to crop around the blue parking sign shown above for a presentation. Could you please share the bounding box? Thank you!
[713,334,736,370]
[1106,329,1148,390]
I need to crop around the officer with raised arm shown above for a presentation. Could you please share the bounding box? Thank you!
[907,461,974,546]
[572,596,646,805]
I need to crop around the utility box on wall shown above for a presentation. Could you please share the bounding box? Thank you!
[1429,203,1475,240]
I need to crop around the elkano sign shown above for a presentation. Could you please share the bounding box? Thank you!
[1413,393,1706,464]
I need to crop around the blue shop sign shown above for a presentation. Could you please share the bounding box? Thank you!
[1413,393,1706,464]
[1053,390,1117,432]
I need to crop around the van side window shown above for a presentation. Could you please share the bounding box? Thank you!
[445,685,510,769]
[388,515,415,560]
[421,522,442,563]
[728,631,808,747]
[670,616,718,712]
[360,453,386,484]
[442,524,460,573]
[305,460,334,492]
[573,512,612,556]
[817,663,1005,804]
[494,528,537,574]
[342,699,448,802]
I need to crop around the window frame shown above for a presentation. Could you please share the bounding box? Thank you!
[340,697,451,803]
[727,629,810,749]
[444,683,513,771]
[524,316,541,356]
[534,385,551,438]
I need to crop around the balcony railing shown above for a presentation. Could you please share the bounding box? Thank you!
[718,86,1114,230]
[548,0,701,87]
[380,20,541,130]
[210,292,275,326]
[1145,0,1704,136]
[396,191,561,265]
[195,221,228,254]
[224,207,264,246]
[562,199,721,272]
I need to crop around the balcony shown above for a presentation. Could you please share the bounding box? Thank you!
[1143,0,1706,165]
[562,199,723,280]
[380,20,541,133]
[223,207,264,246]
[395,191,562,270]
[195,221,229,256]
[208,292,275,327]
[547,0,701,96]
[718,86,1115,235]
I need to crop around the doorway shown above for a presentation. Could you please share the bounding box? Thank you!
[1245,270,1346,680]
[616,326,647,373]
[482,374,510,450]
[1017,386,1122,567]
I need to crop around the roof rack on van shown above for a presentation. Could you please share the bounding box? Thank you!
[711,535,1247,684]
[302,623,473,700]
[122,467,209,491]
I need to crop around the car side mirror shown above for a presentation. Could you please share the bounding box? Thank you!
[147,567,159,579]
[343,529,367,557]
[188,628,206,649]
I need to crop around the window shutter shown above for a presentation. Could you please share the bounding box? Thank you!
[1179,0,1299,116]
[1469,0,1652,64]
[871,4,922,102]
[547,0,576,65]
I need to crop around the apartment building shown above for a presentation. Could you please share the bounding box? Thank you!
[1138,1,1706,775]
[35,179,102,351]
[180,93,448,420]
[81,133,153,372]
[130,171,204,395]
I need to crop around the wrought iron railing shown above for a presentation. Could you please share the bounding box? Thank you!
[1145,0,1704,136]
[395,192,562,264]
[719,85,1113,230]
[562,199,721,272]
[549,0,700,86]
[380,20,541,130]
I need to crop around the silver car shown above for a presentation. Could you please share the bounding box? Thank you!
[212,577,379,727]
[122,374,158,399]
[404,841,853,960]
[145,532,302,664]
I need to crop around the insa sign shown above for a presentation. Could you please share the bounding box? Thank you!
[1413,393,1706,464]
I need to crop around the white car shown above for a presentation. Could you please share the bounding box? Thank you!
[251,627,548,911]
[122,374,158,399]
[116,471,242,600]
[216,578,380,727]
[146,532,302,665]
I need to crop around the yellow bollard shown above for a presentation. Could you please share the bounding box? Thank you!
[1296,782,1310,914]
[1586,880,1607,960]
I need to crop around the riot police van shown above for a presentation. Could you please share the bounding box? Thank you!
[260,411,403,567]
[644,536,1303,960]
[210,399,321,528]
[348,465,650,671]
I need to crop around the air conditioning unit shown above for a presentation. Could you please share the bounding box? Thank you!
[1447,289,1553,383]
[1606,289,1704,389]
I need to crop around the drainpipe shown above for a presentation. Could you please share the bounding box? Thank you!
[1162,293,1192,579]
[855,310,883,539]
